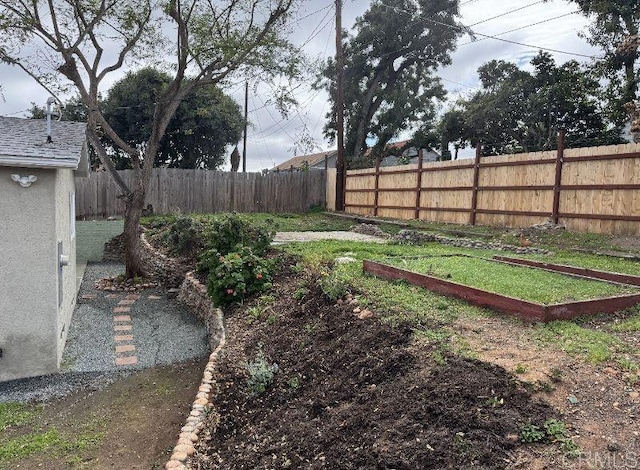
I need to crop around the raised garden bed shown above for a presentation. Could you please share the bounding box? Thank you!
[363,255,640,322]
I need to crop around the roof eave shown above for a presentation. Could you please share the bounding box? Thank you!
[0,154,80,170]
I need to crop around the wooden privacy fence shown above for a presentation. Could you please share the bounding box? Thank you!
[344,137,640,235]
[75,168,327,218]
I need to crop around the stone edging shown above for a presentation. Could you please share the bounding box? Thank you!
[137,234,226,470]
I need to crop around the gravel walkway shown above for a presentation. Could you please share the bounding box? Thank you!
[0,262,209,403]
[273,231,386,243]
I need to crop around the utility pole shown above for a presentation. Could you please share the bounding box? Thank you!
[242,81,248,173]
[335,0,346,211]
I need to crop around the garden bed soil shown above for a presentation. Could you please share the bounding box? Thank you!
[190,258,562,469]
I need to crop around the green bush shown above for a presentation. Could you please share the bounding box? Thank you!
[164,215,205,256]
[198,245,273,305]
[205,213,273,256]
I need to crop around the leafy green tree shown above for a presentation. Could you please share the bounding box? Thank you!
[452,52,622,155]
[27,95,89,122]
[568,0,640,126]
[317,0,463,166]
[0,0,301,278]
[103,68,243,170]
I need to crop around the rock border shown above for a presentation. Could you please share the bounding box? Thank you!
[137,234,226,470]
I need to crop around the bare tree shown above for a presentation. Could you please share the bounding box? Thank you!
[0,0,302,277]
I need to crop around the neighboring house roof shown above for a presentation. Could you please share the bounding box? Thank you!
[0,116,88,171]
[273,150,337,171]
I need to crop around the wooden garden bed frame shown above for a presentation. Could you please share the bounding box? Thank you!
[363,257,640,322]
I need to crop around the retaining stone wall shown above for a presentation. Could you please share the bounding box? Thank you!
[137,233,225,470]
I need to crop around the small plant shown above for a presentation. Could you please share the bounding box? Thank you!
[319,267,351,301]
[303,322,318,334]
[549,367,563,383]
[536,380,555,393]
[287,377,300,389]
[246,349,278,397]
[514,364,527,374]
[293,287,309,301]
[544,419,568,440]
[520,424,544,443]
[486,396,504,408]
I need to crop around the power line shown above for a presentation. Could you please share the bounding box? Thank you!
[458,11,580,47]
[376,1,603,60]
[468,0,546,27]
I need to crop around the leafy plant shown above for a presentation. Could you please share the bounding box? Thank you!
[205,213,274,257]
[520,424,544,443]
[318,266,351,301]
[246,349,278,396]
[164,215,205,256]
[198,245,273,306]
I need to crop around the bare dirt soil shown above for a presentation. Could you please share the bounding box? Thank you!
[190,260,572,470]
[6,358,206,469]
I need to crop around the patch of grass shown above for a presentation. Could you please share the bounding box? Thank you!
[0,403,39,431]
[0,428,104,465]
[611,311,640,332]
[535,321,629,363]
[384,256,637,304]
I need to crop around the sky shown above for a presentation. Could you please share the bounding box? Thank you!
[0,0,601,171]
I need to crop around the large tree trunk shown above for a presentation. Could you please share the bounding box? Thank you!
[122,177,147,279]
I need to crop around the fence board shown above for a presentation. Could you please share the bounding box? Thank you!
[345,142,640,235]
[75,169,327,218]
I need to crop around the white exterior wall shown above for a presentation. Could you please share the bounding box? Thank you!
[0,166,77,381]
[54,168,77,366]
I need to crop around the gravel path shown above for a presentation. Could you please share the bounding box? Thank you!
[273,231,386,243]
[0,262,209,403]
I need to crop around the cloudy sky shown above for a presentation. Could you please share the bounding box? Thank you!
[0,0,600,171]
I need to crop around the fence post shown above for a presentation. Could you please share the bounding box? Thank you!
[469,142,481,225]
[552,128,565,224]
[373,156,381,217]
[414,149,424,220]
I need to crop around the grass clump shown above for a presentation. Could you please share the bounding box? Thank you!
[0,403,38,432]
[535,321,629,363]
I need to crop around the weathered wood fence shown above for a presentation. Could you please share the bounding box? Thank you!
[75,168,326,218]
[345,139,640,235]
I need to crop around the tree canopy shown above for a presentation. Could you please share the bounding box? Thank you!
[103,68,243,170]
[445,52,623,156]
[568,0,640,125]
[0,0,302,277]
[317,0,463,167]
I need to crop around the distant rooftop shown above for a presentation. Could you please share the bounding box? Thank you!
[0,116,87,169]
[273,149,337,171]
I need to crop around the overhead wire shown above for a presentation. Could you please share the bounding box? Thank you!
[467,0,546,27]
[376,0,602,60]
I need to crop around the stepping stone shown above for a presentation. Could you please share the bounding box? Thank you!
[115,355,138,366]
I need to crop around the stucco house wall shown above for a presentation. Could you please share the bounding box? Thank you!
[0,167,60,380]
[0,116,87,382]
[54,168,77,365]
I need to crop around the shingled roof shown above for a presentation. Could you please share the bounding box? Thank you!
[273,149,337,171]
[0,116,87,170]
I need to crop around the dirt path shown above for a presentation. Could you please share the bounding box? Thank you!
[5,358,206,469]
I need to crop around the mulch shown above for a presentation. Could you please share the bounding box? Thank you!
[189,255,557,469]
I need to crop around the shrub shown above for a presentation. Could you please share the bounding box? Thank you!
[164,215,206,256]
[205,213,273,256]
[198,245,273,305]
